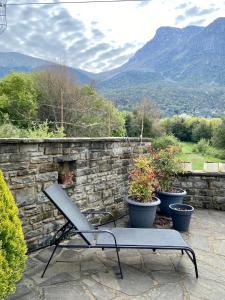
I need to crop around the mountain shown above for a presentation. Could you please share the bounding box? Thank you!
[1,18,225,117]
[98,17,225,116]
[0,52,93,84]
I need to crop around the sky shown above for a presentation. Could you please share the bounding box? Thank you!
[0,0,225,73]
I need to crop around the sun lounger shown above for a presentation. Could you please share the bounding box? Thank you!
[41,183,198,279]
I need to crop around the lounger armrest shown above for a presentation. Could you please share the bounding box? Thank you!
[73,229,118,247]
[83,211,116,227]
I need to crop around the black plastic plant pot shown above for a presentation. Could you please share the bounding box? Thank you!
[156,188,187,217]
[169,203,194,232]
[126,197,161,228]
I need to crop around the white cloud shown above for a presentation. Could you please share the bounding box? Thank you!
[1,0,225,72]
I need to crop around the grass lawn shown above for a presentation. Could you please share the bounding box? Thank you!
[178,142,225,170]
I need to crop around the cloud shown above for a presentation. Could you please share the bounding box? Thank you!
[185,6,218,17]
[138,0,152,8]
[187,18,206,26]
[175,5,219,25]
[80,43,136,72]
[176,15,186,23]
[0,3,133,72]
[175,3,189,10]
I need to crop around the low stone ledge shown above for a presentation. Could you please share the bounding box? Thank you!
[178,171,225,178]
[0,137,151,144]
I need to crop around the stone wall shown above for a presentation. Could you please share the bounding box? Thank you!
[0,138,150,250]
[177,172,225,210]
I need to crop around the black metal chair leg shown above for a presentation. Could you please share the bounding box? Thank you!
[41,243,59,278]
[190,250,198,278]
[181,250,184,255]
[153,249,156,252]
[115,248,123,279]
[185,249,199,278]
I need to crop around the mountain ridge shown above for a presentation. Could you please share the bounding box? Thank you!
[1,17,225,116]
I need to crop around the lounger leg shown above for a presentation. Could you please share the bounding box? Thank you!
[41,243,59,278]
[115,248,123,279]
[190,250,198,278]
[181,250,184,255]
[153,249,156,252]
[185,249,199,278]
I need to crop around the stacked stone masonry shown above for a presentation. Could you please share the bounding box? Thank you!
[1,138,225,250]
[177,173,225,210]
[0,138,150,250]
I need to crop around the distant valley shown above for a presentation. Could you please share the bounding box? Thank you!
[1,17,225,117]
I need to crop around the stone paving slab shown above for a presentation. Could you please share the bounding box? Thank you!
[8,209,225,300]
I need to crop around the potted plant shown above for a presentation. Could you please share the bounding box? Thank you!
[149,146,186,217]
[169,203,194,231]
[126,156,161,228]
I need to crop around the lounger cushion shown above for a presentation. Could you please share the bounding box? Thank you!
[96,228,188,248]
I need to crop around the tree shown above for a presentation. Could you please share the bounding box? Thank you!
[35,66,125,137]
[0,72,38,127]
[0,171,27,299]
[125,97,161,138]
[35,65,79,134]
[212,117,225,148]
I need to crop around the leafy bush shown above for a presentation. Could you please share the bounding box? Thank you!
[152,135,180,150]
[149,146,183,191]
[129,156,159,202]
[0,120,64,138]
[162,115,221,142]
[193,139,211,154]
[0,170,27,299]
[211,117,225,149]
[25,121,64,138]
[0,122,25,138]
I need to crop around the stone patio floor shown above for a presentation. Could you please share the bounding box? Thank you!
[8,209,225,300]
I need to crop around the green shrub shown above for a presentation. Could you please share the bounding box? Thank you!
[25,121,64,138]
[211,117,225,149]
[0,120,64,138]
[0,122,25,138]
[209,148,225,160]
[0,171,27,299]
[193,139,210,154]
[152,135,180,150]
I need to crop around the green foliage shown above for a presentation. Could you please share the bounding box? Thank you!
[162,115,221,142]
[193,139,211,155]
[149,146,183,191]
[0,122,25,138]
[100,81,225,117]
[191,121,213,142]
[0,72,38,127]
[0,170,27,299]
[35,69,125,137]
[129,156,159,202]
[152,135,180,150]
[25,122,65,138]
[193,139,225,160]
[0,120,64,138]
[212,117,225,149]
[0,70,125,138]
[125,97,161,138]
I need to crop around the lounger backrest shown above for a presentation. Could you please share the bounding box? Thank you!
[43,183,94,245]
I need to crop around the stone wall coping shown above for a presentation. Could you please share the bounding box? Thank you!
[179,171,225,178]
[0,137,151,144]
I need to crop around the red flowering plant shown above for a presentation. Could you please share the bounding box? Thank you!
[129,156,159,203]
[148,146,183,192]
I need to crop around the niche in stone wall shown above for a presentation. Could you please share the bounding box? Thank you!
[55,158,76,186]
